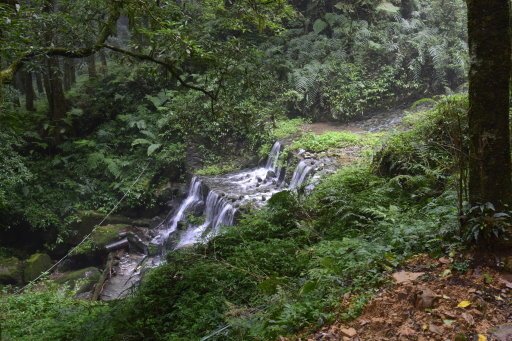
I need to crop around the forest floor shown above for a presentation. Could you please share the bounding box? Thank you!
[303,254,512,341]
[302,107,407,134]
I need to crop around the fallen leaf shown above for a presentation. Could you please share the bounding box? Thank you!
[392,271,425,284]
[457,300,471,308]
[414,288,439,309]
[477,334,487,341]
[441,269,452,278]
[439,257,452,264]
[429,323,443,335]
[398,324,416,336]
[340,327,357,338]
[461,312,474,325]
[495,295,503,301]
[443,319,455,326]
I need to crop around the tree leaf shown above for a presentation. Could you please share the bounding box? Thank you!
[132,138,151,146]
[147,144,162,156]
[313,19,328,34]
[376,2,399,14]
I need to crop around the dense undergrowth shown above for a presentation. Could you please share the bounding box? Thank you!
[0,97,467,340]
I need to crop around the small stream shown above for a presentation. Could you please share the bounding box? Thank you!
[100,141,317,299]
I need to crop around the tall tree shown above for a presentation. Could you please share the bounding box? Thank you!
[466,0,512,209]
[23,70,35,111]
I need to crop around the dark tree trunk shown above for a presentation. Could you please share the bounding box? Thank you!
[99,50,108,73]
[43,57,68,122]
[63,58,75,91]
[24,71,35,111]
[12,71,23,107]
[467,0,512,208]
[87,54,97,78]
[35,72,44,95]
[400,0,414,19]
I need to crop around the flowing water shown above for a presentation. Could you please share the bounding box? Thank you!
[101,141,319,299]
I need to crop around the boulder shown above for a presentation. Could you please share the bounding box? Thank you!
[0,257,23,285]
[71,224,130,257]
[54,267,101,294]
[23,253,52,282]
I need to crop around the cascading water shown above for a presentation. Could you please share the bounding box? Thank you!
[265,141,281,175]
[176,191,236,248]
[151,176,203,247]
[289,160,314,189]
[100,142,319,298]
[155,142,316,251]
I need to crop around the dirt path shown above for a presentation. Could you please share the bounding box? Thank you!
[303,255,512,341]
[302,108,407,135]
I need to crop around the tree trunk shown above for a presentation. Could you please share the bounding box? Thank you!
[99,50,108,73]
[63,58,75,91]
[35,72,44,95]
[24,71,35,111]
[87,54,97,78]
[43,57,68,122]
[400,0,414,19]
[467,0,512,209]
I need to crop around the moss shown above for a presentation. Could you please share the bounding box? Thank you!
[287,131,376,153]
[54,267,101,293]
[23,253,52,282]
[71,224,129,256]
[0,257,23,285]
[196,164,238,176]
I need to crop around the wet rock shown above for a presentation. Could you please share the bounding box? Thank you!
[191,202,205,216]
[490,324,512,340]
[256,176,263,183]
[54,267,101,294]
[23,253,52,282]
[266,170,276,179]
[177,220,187,231]
[148,216,164,229]
[71,224,130,258]
[262,196,266,201]
[127,232,148,254]
[0,257,23,285]
[147,242,160,257]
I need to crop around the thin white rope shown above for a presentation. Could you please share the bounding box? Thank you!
[15,161,150,294]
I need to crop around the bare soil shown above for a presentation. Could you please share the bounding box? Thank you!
[298,254,512,341]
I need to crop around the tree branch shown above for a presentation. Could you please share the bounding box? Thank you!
[0,4,120,84]
[102,44,216,99]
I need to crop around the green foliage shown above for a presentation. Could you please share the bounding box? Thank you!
[375,95,468,178]
[196,164,238,176]
[265,0,467,121]
[464,202,511,243]
[288,131,381,153]
[58,161,457,340]
[0,283,109,341]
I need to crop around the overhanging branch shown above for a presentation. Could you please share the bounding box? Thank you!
[102,44,215,99]
[1,4,120,84]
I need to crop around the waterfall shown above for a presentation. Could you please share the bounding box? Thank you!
[176,191,235,248]
[152,177,203,245]
[289,160,314,189]
[265,141,281,174]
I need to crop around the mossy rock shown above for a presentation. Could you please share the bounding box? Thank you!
[66,211,134,245]
[71,224,129,257]
[23,253,52,282]
[54,267,101,294]
[0,257,23,285]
